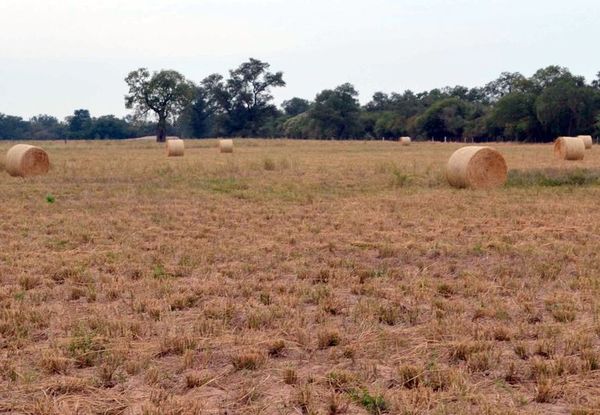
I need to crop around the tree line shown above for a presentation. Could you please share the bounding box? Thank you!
[1,59,599,141]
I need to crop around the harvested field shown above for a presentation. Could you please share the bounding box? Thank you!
[1,139,600,414]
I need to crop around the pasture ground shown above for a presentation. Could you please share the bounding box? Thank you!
[1,139,600,414]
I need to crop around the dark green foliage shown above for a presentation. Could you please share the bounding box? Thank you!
[535,77,596,138]
[67,109,92,139]
[483,71,531,101]
[0,114,29,139]
[199,58,286,137]
[125,68,195,142]
[90,115,133,139]
[416,97,472,140]
[1,63,599,142]
[310,83,362,139]
[29,115,66,139]
[486,93,542,141]
[177,87,213,138]
[282,97,311,116]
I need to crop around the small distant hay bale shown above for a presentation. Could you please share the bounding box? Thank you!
[5,144,50,177]
[446,146,507,189]
[578,135,593,150]
[166,139,184,157]
[219,139,234,153]
[400,137,411,146]
[554,137,585,160]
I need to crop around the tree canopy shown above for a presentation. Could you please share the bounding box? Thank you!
[124,68,195,142]
[1,62,600,142]
[201,58,286,137]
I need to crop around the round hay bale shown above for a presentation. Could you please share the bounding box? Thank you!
[578,135,593,150]
[5,144,50,177]
[219,139,234,153]
[554,137,585,160]
[166,139,184,157]
[446,146,507,189]
[400,137,411,146]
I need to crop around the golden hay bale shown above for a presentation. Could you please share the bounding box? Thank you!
[5,144,50,177]
[446,146,507,189]
[166,139,184,157]
[578,135,593,150]
[554,137,585,160]
[400,137,412,146]
[219,139,234,153]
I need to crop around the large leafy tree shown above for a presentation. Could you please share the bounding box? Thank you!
[365,92,392,112]
[417,97,472,140]
[177,86,213,138]
[372,111,406,139]
[536,78,596,138]
[364,90,425,138]
[531,65,574,90]
[66,109,93,139]
[29,115,65,140]
[309,83,362,139]
[201,58,285,136]
[487,92,541,141]
[283,113,315,139]
[91,115,133,139]
[124,68,195,142]
[483,72,530,101]
[592,72,600,89]
[282,98,311,116]
[0,114,28,139]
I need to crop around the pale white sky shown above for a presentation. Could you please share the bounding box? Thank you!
[0,0,599,119]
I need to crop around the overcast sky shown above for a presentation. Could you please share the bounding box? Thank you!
[0,0,599,119]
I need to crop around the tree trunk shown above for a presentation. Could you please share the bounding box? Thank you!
[157,117,167,143]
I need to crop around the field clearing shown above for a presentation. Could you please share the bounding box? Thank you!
[2,139,600,414]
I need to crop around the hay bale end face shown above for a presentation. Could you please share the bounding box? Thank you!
[578,135,593,150]
[5,144,50,177]
[554,137,585,160]
[219,139,234,153]
[400,136,411,146]
[446,146,507,189]
[166,139,184,157]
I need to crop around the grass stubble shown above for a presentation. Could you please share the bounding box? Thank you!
[1,140,600,414]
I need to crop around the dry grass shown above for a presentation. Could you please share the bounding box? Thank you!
[1,139,600,413]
